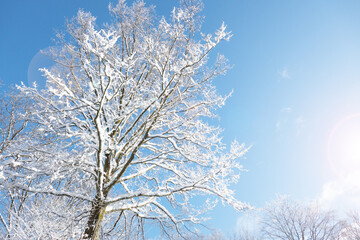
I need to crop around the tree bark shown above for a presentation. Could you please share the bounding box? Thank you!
[83,193,107,240]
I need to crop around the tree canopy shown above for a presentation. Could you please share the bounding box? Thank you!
[0,0,248,239]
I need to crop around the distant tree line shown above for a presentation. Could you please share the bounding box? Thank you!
[202,197,360,240]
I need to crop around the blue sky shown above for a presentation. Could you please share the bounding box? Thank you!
[2,0,360,235]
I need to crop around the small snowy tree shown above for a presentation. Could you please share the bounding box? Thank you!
[340,211,360,240]
[0,89,86,239]
[0,90,39,239]
[261,197,345,240]
[6,0,249,239]
[0,91,26,239]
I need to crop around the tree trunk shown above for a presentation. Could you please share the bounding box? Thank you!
[83,194,106,240]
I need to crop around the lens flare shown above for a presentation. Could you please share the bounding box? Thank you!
[327,114,360,176]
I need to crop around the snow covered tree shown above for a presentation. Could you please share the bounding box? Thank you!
[340,211,360,240]
[0,90,31,239]
[261,197,345,240]
[3,0,249,239]
[0,89,86,239]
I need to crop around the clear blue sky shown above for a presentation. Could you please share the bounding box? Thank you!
[2,0,360,235]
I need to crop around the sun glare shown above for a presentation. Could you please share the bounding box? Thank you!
[327,114,360,176]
